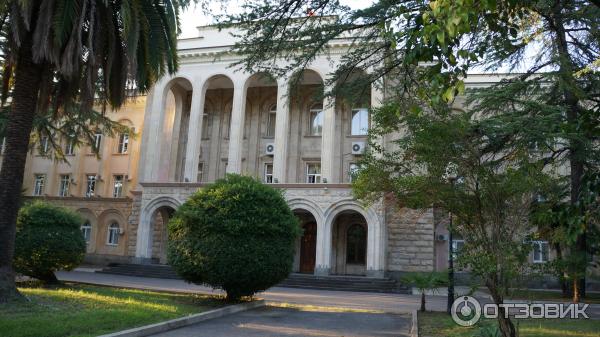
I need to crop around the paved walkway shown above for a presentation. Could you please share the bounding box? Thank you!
[56,270,446,313]
[149,306,411,337]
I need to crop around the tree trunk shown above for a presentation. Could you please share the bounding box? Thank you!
[0,31,43,303]
[420,292,426,312]
[487,280,516,337]
[551,1,587,304]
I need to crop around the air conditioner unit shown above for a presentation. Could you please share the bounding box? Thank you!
[265,143,275,156]
[351,142,366,155]
[436,234,449,242]
[119,228,125,235]
[70,178,77,185]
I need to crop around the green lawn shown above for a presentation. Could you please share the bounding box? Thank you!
[0,283,225,337]
[419,311,600,337]
[508,289,600,304]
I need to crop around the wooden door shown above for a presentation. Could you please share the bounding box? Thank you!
[299,222,317,273]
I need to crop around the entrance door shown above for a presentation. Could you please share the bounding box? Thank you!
[299,222,317,273]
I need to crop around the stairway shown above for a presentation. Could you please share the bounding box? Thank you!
[97,264,408,294]
[97,263,181,279]
[276,273,409,294]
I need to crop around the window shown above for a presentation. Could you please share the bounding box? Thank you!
[65,141,75,156]
[224,109,232,138]
[81,221,92,244]
[33,174,45,196]
[197,161,204,182]
[309,104,323,136]
[107,222,120,245]
[351,108,369,135]
[306,163,321,183]
[201,111,210,139]
[93,132,102,152]
[85,175,96,198]
[113,175,124,198]
[349,163,360,182]
[58,174,70,197]
[452,239,465,259]
[117,133,129,154]
[532,240,549,263]
[266,105,276,137]
[39,136,50,155]
[264,163,273,183]
[346,224,367,264]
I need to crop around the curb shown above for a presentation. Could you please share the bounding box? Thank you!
[98,299,265,337]
[410,310,418,337]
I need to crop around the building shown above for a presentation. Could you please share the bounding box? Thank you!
[5,25,558,282]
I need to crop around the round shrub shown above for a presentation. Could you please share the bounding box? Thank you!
[168,174,301,301]
[14,201,86,283]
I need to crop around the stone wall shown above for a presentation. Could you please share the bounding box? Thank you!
[385,197,435,273]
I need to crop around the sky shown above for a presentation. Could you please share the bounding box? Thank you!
[178,0,374,38]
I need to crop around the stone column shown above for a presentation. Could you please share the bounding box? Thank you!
[315,216,331,276]
[366,202,386,278]
[226,82,247,173]
[273,80,290,183]
[134,208,152,264]
[320,87,336,183]
[183,86,205,182]
[140,81,167,182]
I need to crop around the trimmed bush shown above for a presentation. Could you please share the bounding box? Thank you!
[14,201,86,283]
[168,174,301,301]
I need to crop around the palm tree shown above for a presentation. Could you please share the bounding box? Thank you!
[0,0,184,302]
[402,271,448,312]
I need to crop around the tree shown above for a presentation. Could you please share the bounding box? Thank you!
[13,201,85,284]
[0,0,185,302]
[168,174,301,301]
[352,106,550,337]
[402,271,448,312]
[210,0,599,304]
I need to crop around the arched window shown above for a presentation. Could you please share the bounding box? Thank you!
[266,104,277,137]
[346,224,367,264]
[107,222,120,245]
[309,103,323,136]
[81,221,92,244]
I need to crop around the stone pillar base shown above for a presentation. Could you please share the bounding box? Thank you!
[314,266,330,276]
[131,257,154,265]
[366,269,385,278]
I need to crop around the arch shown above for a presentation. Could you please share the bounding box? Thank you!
[287,197,325,225]
[136,196,182,261]
[323,199,385,277]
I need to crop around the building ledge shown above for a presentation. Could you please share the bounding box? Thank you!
[139,182,352,189]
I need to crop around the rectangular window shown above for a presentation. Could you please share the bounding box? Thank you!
[349,163,360,182]
[266,107,276,137]
[264,163,273,183]
[81,222,92,243]
[65,141,75,156]
[113,175,124,198]
[33,174,45,196]
[59,174,70,197]
[306,163,322,183]
[107,223,120,245]
[39,136,50,155]
[351,108,369,135]
[197,162,204,182]
[452,239,465,259]
[93,133,102,152]
[532,240,549,263]
[201,112,210,139]
[117,133,129,154]
[309,106,323,136]
[85,175,96,198]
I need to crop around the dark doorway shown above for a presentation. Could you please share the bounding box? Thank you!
[299,222,317,273]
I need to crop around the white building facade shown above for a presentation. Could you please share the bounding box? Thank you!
[131,25,437,278]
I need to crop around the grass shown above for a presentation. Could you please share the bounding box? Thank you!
[0,283,225,337]
[508,289,600,304]
[419,311,600,337]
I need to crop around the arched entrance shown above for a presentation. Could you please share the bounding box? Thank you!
[331,211,368,275]
[149,206,175,264]
[293,209,318,274]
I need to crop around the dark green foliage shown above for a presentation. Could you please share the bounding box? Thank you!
[402,271,448,312]
[168,174,301,301]
[13,202,86,283]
